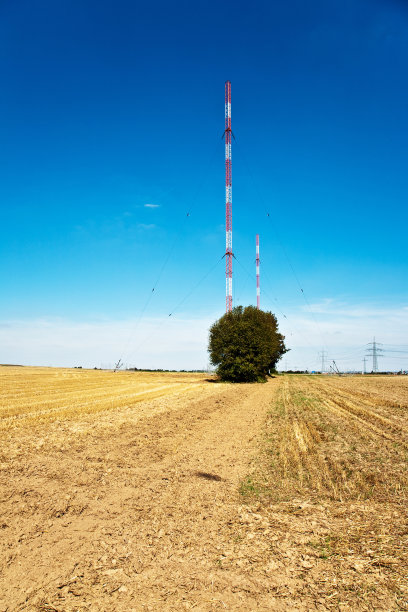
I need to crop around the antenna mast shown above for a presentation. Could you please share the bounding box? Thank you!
[256,234,260,309]
[225,81,233,312]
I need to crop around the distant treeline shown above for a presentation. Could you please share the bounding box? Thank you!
[281,370,310,374]
[126,368,209,373]
[361,371,408,375]
[280,370,408,376]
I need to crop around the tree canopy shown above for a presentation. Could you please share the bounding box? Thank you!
[208,305,288,382]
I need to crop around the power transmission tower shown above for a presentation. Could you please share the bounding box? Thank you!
[363,357,367,374]
[366,337,384,373]
[224,81,233,312]
[318,350,328,373]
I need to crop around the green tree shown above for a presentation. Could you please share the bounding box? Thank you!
[208,306,288,382]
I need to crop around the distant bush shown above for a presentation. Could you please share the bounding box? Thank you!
[208,305,288,382]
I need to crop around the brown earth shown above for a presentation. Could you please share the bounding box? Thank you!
[0,368,407,611]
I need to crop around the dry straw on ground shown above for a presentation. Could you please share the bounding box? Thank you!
[0,367,407,610]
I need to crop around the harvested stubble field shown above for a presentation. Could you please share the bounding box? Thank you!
[0,367,407,611]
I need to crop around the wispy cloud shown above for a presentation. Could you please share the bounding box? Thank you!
[144,204,160,209]
[137,223,156,230]
[301,299,408,318]
[0,315,215,370]
[2,300,407,372]
[278,298,408,370]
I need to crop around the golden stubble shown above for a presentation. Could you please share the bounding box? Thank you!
[260,374,408,503]
[0,366,210,431]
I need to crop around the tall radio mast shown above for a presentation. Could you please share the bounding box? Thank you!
[224,81,233,312]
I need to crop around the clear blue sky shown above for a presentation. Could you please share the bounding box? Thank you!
[1,0,407,370]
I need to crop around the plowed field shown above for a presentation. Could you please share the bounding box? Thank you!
[0,368,407,611]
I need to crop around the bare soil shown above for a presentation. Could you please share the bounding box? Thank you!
[0,369,407,611]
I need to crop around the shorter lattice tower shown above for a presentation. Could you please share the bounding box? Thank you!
[256,234,260,309]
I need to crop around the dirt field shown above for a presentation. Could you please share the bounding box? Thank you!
[0,368,407,611]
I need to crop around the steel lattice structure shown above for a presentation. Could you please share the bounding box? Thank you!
[225,81,233,312]
[256,234,260,309]
[366,337,383,373]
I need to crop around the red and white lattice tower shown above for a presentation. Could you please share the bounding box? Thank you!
[225,81,233,312]
[256,234,260,309]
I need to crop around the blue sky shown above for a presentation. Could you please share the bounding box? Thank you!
[1,0,407,371]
